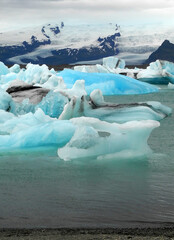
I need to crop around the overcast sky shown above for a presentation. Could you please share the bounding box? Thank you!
[0,0,174,31]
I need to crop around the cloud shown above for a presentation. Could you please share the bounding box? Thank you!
[0,0,174,31]
[1,0,174,10]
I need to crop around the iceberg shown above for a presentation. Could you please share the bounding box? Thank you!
[74,56,126,74]
[18,63,52,84]
[9,64,21,74]
[0,62,9,76]
[168,82,174,89]
[0,72,17,85]
[103,56,125,69]
[0,109,160,160]
[36,90,68,118]
[58,117,160,161]
[9,88,68,118]
[0,109,75,148]
[40,75,66,90]
[0,88,12,111]
[137,60,174,84]
[58,69,158,95]
[59,89,171,123]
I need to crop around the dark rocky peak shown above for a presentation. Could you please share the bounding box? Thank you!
[161,40,173,47]
[41,26,50,39]
[61,22,64,28]
[42,24,60,37]
[145,40,174,64]
[50,26,60,35]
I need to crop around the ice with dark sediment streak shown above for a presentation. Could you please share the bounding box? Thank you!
[59,88,172,123]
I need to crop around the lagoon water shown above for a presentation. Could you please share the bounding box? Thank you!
[0,86,174,228]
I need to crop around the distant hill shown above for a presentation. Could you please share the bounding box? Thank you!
[1,23,174,65]
[145,40,174,64]
[0,23,120,65]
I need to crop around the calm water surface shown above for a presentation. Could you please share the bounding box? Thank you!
[0,86,174,228]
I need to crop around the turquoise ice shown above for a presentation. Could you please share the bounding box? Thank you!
[58,69,159,95]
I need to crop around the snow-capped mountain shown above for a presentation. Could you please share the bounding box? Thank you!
[0,22,174,65]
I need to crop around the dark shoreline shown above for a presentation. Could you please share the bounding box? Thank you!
[1,227,174,239]
[6,63,148,71]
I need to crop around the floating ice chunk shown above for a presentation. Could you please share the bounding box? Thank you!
[59,96,86,120]
[9,64,20,74]
[10,99,35,116]
[74,64,110,73]
[74,57,125,74]
[9,89,68,118]
[0,73,17,85]
[103,56,125,69]
[36,90,68,118]
[89,89,105,106]
[0,88,12,111]
[50,68,57,75]
[137,60,174,84]
[0,109,55,135]
[59,90,171,122]
[7,79,32,92]
[146,101,172,117]
[58,69,158,95]
[0,110,15,124]
[41,76,66,90]
[54,79,87,99]
[0,62,9,76]
[58,117,159,161]
[0,119,75,149]
[168,82,174,89]
[18,63,52,84]
[7,81,49,105]
[0,108,76,149]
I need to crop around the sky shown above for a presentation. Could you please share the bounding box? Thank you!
[0,0,174,31]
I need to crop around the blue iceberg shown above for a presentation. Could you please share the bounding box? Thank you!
[58,69,158,95]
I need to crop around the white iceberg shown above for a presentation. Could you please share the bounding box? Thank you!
[18,63,52,85]
[137,60,174,84]
[168,82,174,89]
[103,56,125,69]
[58,117,160,161]
[74,56,125,74]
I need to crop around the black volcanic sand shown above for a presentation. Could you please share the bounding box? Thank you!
[1,228,174,239]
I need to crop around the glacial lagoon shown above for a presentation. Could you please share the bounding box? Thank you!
[0,86,174,228]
